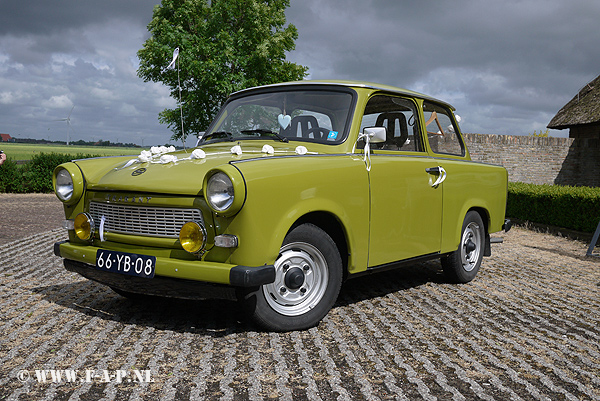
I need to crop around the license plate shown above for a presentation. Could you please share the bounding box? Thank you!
[95,249,156,278]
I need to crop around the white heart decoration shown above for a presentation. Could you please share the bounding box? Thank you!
[278,114,291,129]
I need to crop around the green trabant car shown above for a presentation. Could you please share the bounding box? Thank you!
[53,80,509,331]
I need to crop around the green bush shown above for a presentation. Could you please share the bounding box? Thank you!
[0,152,100,193]
[507,182,600,232]
[0,158,25,192]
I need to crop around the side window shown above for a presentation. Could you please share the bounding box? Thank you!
[360,95,422,152]
[423,101,464,156]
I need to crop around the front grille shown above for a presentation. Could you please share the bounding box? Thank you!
[89,202,203,238]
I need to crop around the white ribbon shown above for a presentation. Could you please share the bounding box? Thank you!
[167,47,179,70]
[99,215,106,242]
[356,132,373,171]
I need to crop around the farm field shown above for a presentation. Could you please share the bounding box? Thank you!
[0,143,140,161]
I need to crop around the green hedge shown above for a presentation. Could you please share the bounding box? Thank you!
[0,153,99,193]
[3,154,600,233]
[507,182,600,233]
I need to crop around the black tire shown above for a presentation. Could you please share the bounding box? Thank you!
[238,223,343,331]
[441,211,485,283]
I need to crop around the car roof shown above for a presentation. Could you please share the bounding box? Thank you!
[231,80,455,110]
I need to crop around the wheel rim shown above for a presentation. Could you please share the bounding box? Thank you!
[460,222,482,272]
[262,241,329,316]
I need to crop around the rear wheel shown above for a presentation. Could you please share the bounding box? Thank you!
[239,223,343,331]
[441,211,485,283]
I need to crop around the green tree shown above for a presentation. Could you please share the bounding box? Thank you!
[137,0,308,142]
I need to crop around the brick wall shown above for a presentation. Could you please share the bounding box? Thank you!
[463,133,600,187]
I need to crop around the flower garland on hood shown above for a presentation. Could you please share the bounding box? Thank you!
[124,143,315,168]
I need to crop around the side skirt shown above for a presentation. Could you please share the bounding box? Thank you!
[348,252,445,279]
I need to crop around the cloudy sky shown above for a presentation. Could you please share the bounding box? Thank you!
[1,0,599,146]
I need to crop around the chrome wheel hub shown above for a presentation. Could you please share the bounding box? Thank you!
[460,222,482,272]
[263,242,329,316]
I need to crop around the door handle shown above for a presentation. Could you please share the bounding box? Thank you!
[426,166,447,187]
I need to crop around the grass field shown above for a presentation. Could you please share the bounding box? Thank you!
[0,143,140,161]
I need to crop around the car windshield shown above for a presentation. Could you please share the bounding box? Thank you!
[201,89,355,144]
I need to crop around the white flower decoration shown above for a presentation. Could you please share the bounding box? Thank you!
[150,146,161,154]
[138,150,153,162]
[295,146,308,155]
[231,145,242,155]
[167,145,176,153]
[191,149,206,159]
[262,144,274,155]
[159,154,178,164]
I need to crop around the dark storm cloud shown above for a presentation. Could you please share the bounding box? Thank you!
[0,1,178,146]
[0,0,152,35]
[0,0,154,65]
[286,0,600,135]
[0,0,599,145]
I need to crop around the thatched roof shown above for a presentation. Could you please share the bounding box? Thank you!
[548,74,600,129]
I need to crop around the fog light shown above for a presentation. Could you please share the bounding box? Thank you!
[74,213,94,241]
[179,221,207,254]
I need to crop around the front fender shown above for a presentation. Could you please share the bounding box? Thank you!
[223,155,370,272]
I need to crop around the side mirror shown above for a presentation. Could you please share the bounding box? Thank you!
[363,127,386,144]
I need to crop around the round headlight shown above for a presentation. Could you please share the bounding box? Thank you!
[74,213,94,241]
[55,168,74,202]
[179,221,207,254]
[206,172,234,212]
[53,163,84,205]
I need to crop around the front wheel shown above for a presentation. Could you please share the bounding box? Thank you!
[441,211,485,283]
[238,223,343,331]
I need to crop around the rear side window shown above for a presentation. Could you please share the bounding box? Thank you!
[423,101,464,156]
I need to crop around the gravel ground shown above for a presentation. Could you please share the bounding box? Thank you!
[0,194,64,246]
[0,195,599,400]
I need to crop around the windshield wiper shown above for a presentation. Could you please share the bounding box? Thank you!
[199,131,234,144]
[240,129,289,143]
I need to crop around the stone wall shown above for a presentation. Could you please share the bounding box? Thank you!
[463,133,600,187]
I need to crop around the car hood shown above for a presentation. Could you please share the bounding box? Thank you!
[75,143,315,195]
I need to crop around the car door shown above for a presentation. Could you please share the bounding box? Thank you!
[362,95,443,267]
[422,100,490,254]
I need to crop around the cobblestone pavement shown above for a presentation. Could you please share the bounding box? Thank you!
[0,227,599,400]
